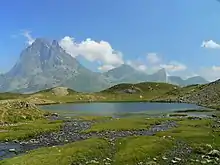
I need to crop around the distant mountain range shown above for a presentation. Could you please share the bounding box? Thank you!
[167,75,209,87]
[0,38,209,93]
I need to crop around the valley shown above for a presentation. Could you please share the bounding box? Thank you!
[0,79,220,164]
[0,39,219,165]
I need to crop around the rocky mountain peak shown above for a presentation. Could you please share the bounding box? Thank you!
[157,68,166,75]
[6,38,80,78]
[51,40,59,47]
[30,38,50,48]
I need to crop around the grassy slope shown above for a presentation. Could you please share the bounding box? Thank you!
[114,136,173,164]
[156,118,220,157]
[0,93,29,100]
[0,100,45,124]
[181,81,220,107]
[0,116,175,165]
[0,138,112,165]
[1,81,220,108]
[101,82,178,93]
[0,120,63,141]
[153,84,205,102]
[154,81,220,108]
[25,82,179,105]
[84,117,170,133]
[1,116,220,164]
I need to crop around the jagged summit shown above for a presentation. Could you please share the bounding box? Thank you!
[1,38,109,93]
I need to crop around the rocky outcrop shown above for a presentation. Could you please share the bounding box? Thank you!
[176,81,220,107]
[51,87,69,96]
[0,99,44,124]
[0,99,37,109]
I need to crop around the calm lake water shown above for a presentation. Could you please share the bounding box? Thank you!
[40,102,206,116]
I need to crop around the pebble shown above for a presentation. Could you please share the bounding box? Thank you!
[0,120,177,161]
[162,156,168,160]
[8,148,16,152]
[208,149,220,157]
[174,157,181,161]
[171,160,178,163]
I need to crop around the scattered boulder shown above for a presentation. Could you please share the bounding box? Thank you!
[208,150,220,157]
[123,89,137,94]
[146,161,157,165]
[51,113,59,117]
[8,148,16,152]
[162,156,168,160]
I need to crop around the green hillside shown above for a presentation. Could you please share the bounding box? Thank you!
[101,82,179,94]
[0,99,44,124]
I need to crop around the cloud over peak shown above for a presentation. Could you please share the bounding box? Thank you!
[21,30,35,45]
[201,40,220,49]
[160,61,187,72]
[59,36,124,70]
[146,53,161,64]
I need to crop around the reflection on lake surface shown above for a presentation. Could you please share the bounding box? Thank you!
[40,102,207,116]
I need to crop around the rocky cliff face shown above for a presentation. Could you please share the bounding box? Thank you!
[0,38,110,93]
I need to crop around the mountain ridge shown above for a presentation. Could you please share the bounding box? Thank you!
[0,38,209,93]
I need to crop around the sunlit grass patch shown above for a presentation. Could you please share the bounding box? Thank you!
[0,138,111,165]
[84,117,171,133]
[157,119,213,143]
[0,120,63,141]
[113,136,173,165]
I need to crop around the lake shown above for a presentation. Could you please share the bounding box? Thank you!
[40,102,206,116]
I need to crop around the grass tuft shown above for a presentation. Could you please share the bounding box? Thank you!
[0,120,63,141]
[0,138,111,165]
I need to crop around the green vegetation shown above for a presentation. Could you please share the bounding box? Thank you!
[174,109,215,113]
[1,116,220,164]
[156,118,220,160]
[153,84,205,101]
[0,120,63,141]
[101,82,179,94]
[0,80,219,109]
[0,100,44,124]
[114,136,173,164]
[157,119,213,143]
[23,82,181,105]
[99,82,179,101]
[75,115,112,121]
[84,117,170,133]
[168,113,188,117]
[0,93,29,100]
[0,138,111,165]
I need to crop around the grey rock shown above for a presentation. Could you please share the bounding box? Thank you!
[0,38,111,93]
[208,150,220,157]
[0,120,177,161]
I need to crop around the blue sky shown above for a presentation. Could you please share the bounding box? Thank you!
[1,0,220,80]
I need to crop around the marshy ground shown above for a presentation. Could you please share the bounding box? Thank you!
[1,113,220,165]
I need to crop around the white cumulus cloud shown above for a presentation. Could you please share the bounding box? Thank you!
[98,64,115,71]
[126,60,147,72]
[21,30,35,45]
[59,36,124,70]
[160,61,187,72]
[201,40,220,49]
[146,53,161,64]
[212,65,220,71]
[197,66,220,81]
